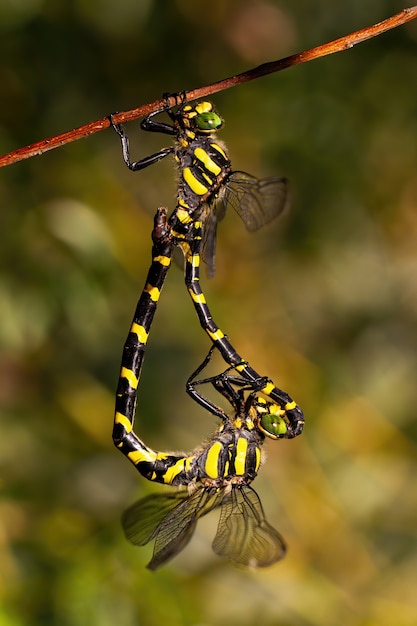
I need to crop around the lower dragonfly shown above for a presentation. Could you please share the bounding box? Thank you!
[123,345,287,570]
[114,208,288,569]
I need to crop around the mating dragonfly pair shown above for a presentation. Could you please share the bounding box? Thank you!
[111,95,304,570]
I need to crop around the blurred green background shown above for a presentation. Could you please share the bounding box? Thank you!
[1,1,416,625]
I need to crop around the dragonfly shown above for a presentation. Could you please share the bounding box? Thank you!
[110,96,289,277]
[120,343,288,570]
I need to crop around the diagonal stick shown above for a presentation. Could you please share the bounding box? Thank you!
[0,6,416,169]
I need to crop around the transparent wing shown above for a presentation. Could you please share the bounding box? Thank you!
[202,171,289,277]
[122,487,224,570]
[212,485,286,567]
[221,171,289,232]
[201,208,218,279]
[149,486,223,570]
[121,490,190,546]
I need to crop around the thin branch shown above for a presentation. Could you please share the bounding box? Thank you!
[1,6,416,169]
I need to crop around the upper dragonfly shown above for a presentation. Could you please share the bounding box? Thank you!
[110,97,289,277]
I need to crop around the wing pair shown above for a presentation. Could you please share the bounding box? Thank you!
[122,484,286,570]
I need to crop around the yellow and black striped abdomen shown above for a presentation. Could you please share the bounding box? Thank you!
[180,219,305,439]
[131,450,197,486]
[113,210,173,457]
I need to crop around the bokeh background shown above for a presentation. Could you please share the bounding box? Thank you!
[1,1,416,625]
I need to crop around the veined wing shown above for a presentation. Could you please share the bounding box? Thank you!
[212,485,286,567]
[222,171,289,232]
[122,487,223,570]
[201,208,218,279]
[203,171,289,277]
[122,490,190,546]
[149,486,224,570]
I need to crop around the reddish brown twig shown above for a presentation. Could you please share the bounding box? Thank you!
[1,6,416,169]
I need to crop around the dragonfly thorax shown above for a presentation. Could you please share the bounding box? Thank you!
[196,424,263,484]
[177,101,224,135]
[174,135,231,212]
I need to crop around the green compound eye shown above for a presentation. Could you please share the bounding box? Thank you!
[195,112,222,131]
[259,413,287,439]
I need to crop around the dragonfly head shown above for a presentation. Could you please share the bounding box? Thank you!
[253,399,288,439]
[182,101,223,134]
